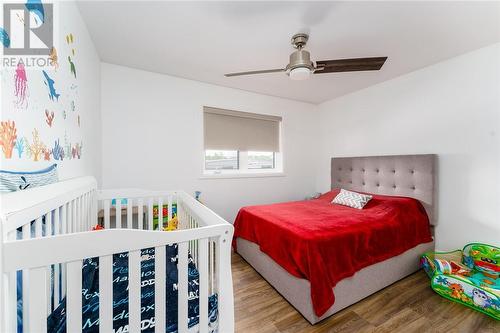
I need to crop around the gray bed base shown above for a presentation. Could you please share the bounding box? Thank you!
[235,154,437,324]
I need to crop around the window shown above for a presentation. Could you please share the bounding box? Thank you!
[247,151,275,169]
[204,150,238,170]
[203,107,282,176]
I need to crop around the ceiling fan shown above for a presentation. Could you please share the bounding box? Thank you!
[224,33,387,81]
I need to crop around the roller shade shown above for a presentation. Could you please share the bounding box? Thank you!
[204,107,281,152]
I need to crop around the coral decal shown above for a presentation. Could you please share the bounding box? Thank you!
[42,148,52,161]
[26,129,46,161]
[49,47,59,70]
[72,142,82,159]
[68,56,77,78]
[52,139,64,161]
[42,70,60,101]
[14,137,25,158]
[14,63,28,108]
[45,109,55,127]
[0,120,17,159]
[0,27,10,48]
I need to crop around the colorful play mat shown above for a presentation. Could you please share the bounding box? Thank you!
[420,243,499,320]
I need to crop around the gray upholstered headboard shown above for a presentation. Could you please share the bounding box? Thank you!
[331,154,436,225]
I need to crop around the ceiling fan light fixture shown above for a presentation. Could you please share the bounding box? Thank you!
[289,66,311,80]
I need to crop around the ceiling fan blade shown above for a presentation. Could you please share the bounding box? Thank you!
[225,68,285,77]
[314,57,387,74]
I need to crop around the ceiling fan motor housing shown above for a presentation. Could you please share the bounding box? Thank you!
[286,49,314,74]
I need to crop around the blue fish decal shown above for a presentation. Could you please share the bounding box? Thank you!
[0,27,10,48]
[25,0,44,24]
[42,70,60,101]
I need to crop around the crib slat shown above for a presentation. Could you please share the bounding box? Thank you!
[4,272,17,333]
[138,199,144,230]
[116,200,122,229]
[168,195,173,221]
[61,204,67,235]
[158,198,163,230]
[4,232,17,333]
[178,242,189,333]
[129,250,141,333]
[99,255,113,333]
[67,260,83,333]
[104,200,110,229]
[127,199,133,229]
[199,238,209,333]
[22,224,30,331]
[54,262,60,305]
[154,246,166,333]
[148,199,154,230]
[46,211,52,237]
[35,217,43,238]
[28,267,48,332]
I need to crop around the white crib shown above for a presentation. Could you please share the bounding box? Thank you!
[0,176,234,333]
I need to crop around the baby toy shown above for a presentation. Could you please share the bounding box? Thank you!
[420,243,499,320]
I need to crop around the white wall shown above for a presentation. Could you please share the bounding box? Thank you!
[316,43,500,250]
[0,2,101,183]
[101,63,318,223]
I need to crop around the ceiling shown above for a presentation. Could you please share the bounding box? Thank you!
[77,1,500,104]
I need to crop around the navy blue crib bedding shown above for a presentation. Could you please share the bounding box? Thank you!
[18,244,218,333]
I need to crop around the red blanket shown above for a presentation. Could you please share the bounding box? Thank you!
[233,190,433,317]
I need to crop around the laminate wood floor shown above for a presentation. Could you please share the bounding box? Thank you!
[232,252,500,333]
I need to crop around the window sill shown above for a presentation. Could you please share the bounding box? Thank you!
[199,172,285,180]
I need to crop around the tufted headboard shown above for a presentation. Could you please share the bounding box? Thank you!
[331,154,436,225]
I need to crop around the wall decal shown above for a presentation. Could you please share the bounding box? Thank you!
[77,115,80,127]
[52,139,64,161]
[26,129,46,161]
[68,56,76,78]
[70,100,75,112]
[14,137,25,158]
[66,33,75,56]
[42,70,60,101]
[0,27,10,48]
[25,0,45,24]
[63,110,67,119]
[64,133,72,160]
[14,63,28,108]
[49,47,59,70]
[72,142,82,159]
[42,147,52,161]
[0,120,17,159]
[45,109,55,127]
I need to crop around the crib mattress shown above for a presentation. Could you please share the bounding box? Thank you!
[18,245,218,333]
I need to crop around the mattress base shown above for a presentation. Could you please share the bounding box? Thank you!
[236,237,435,324]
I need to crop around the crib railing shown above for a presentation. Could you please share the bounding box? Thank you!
[0,177,235,333]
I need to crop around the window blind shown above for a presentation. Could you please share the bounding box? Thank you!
[203,107,281,152]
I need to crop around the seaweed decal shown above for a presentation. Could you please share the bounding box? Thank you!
[68,56,77,78]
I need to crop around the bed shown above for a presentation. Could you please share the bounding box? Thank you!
[234,154,436,324]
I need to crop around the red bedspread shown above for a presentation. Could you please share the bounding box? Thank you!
[233,190,433,317]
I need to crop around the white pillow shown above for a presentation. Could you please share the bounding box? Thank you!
[332,189,372,209]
